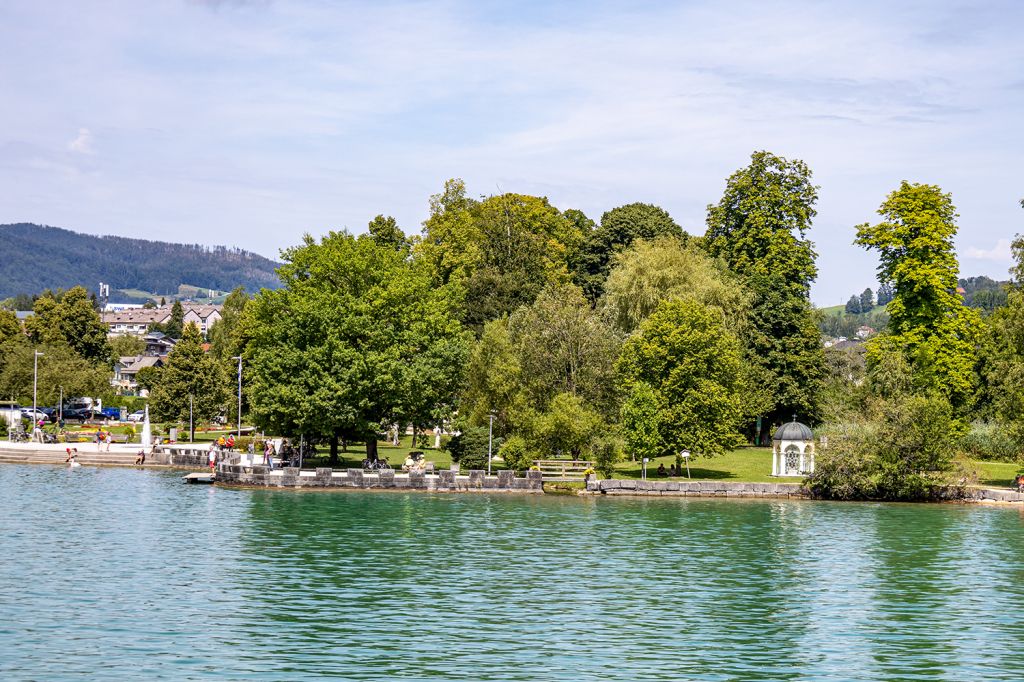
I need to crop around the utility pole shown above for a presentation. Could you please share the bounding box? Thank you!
[33,350,43,440]
[487,411,495,475]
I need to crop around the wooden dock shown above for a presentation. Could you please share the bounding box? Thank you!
[182,472,215,484]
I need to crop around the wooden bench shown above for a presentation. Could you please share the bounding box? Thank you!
[532,459,594,482]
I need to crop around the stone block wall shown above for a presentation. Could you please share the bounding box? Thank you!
[215,466,544,493]
[587,478,809,498]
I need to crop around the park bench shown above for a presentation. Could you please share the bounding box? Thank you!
[532,459,594,482]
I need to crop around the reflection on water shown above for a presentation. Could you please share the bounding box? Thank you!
[2,465,1023,680]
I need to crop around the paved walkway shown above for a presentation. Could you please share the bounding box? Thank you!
[0,440,157,467]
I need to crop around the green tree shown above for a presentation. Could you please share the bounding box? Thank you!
[572,202,684,302]
[461,318,522,437]
[245,231,469,463]
[508,284,621,419]
[860,287,874,312]
[0,309,21,346]
[163,300,185,339]
[149,323,228,439]
[704,150,826,434]
[0,337,109,407]
[208,287,249,362]
[855,182,981,410]
[367,214,409,253]
[109,334,145,358]
[522,392,603,459]
[620,381,660,462]
[617,300,744,457]
[845,295,862,315]
[601,236,750,334]
[23,286,109,364]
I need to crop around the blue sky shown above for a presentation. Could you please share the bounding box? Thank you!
[1,0,1022,305]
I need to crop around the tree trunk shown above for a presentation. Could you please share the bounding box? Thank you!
[329,433,339,467]
[412,424,417,450]
[365,437,378,462]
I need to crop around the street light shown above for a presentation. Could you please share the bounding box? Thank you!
[487,411,495,475]
[231,356,242,439]
[681,449,691,479]
[33,350,43,441]
[189,394,194,442]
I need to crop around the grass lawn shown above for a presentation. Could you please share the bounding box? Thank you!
[611,446,1023,489]
[613,447,777,482]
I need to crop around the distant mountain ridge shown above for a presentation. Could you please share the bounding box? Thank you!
[0,223,281,299]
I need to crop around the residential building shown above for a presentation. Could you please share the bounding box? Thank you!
[112,355,164,394]
[101,304,222,337]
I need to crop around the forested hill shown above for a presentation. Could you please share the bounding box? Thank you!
[0,223,281,299]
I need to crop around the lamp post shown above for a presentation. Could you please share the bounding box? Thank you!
[231,356,242,439]
[58,386,63,425]
[681,449,691,478]
[33,350,43,440]
[487,411,495,475]
[189,394,194,442]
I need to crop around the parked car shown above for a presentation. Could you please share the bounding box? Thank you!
[20,408,49,423]
[127,410,146,422]
[62,407,95,423]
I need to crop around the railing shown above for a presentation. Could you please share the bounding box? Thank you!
[532,459,594,482]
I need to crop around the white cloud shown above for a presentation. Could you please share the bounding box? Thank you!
[965,238,1013,263]
[67,127,94,154]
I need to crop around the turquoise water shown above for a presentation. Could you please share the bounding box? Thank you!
[2,465,1023,680]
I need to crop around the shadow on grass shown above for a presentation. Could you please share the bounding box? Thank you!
[615,466,739,481]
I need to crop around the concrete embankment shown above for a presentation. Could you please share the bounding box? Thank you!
[0,441,207,468]
[585,477,1024,503]
[587,478,809,498]
[216,463,545,493]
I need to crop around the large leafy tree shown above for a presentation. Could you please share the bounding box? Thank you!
[601,235,750,334]
[208,287,249,362]
[417,179,583,330]
[572,202,684,302]
[0,336,109,407]
[617,299,744,457]
[23,286,109,364]
[704,150,825,434]
[244,231,469,463]
[0,309,21,346]
[149,323,228,439]
[855,182,980,410]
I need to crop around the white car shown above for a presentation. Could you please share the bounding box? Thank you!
[126,410,146,422]
[21,408,49,423]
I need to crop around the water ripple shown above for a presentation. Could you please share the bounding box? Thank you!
[2,466,1024,680]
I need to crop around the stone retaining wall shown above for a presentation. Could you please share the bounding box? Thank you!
[587,478,809,498]
[587,477,1024,503]
[216,464,544,493]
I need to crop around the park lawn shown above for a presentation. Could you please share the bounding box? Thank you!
[613,447,776,482]
[298,436,454,470]
[612,448,1023,489]
[972,459,1021,489]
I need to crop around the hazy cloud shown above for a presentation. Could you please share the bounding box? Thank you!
[67,128,94,155]
[966,239,1013,263]
[1,0,1022,303]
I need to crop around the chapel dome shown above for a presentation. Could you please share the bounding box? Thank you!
[772,421,813,442]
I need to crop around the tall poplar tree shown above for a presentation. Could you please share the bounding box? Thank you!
[704,151,825,436]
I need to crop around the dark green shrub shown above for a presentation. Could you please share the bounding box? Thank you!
[446,427,501,470]
[498,435,533,472]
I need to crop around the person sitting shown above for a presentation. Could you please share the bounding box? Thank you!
[403,454,416,471]
[134,450,146,466]
[657,463,667,477]
[669,463,678,477]
[1016,474,1024,493]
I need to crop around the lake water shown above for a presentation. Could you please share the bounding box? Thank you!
[2,464,1023,680]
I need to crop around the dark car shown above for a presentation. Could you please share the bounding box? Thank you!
[62,407,95,423]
